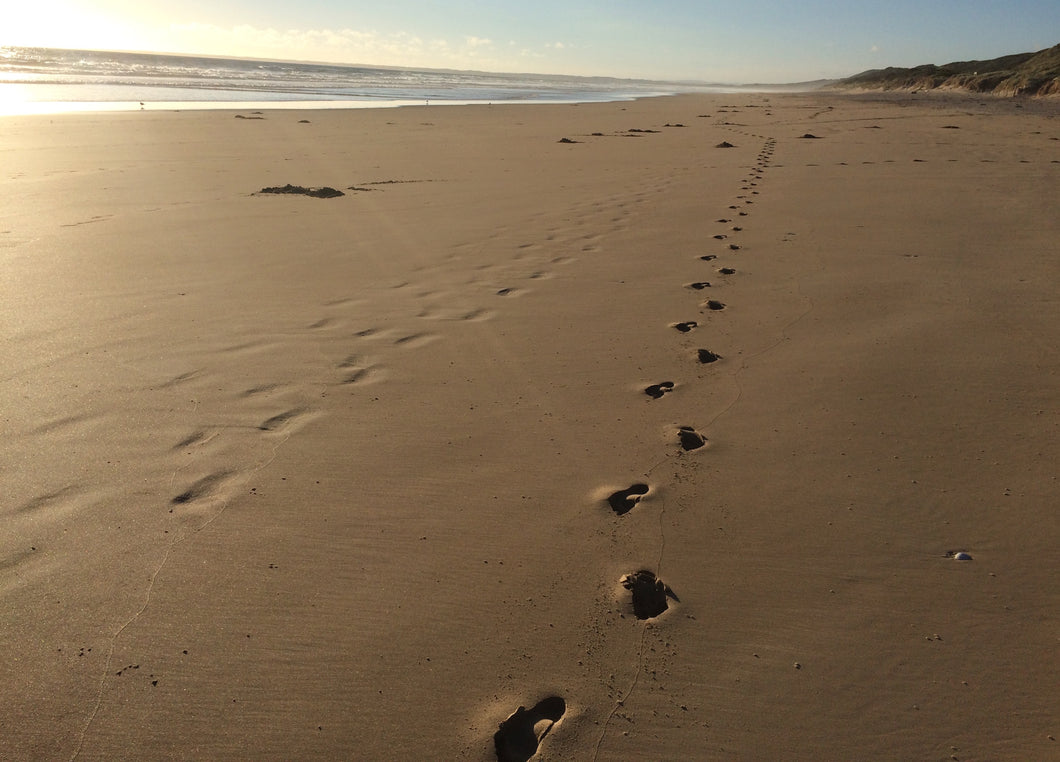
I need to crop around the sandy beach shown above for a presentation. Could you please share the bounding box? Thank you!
[2,91,1058,760]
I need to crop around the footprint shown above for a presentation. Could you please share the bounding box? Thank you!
[240,382,284,398]
[677,426,706,451]
[704,300,726,311]
[156,370,202,390]
[494,696,566,762]
[699,255,717,262]
[621,570,678,619]
[258,408,305,432]
[172,471,232,506]
[672,321,698,333]
[341,365,385,385]
[459,308,494,321]
[686,281,712,290]
[718,267,736,275]
[393,332,438,348]
[644,381,675,399]
[697,349,722,364]
[173,430,212,449]
[607,483,650,515]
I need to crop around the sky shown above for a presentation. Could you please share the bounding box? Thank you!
[5,1,1060,83]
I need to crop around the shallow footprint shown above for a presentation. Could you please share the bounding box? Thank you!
[494,696,566,762]
[608,483,650,515]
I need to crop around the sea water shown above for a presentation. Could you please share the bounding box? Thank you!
[0,46,705,115]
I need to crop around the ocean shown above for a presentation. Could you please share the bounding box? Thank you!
[0,46,711,115]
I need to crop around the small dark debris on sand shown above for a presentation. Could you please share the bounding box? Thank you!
[235,114,265,120]
[259,184,345,198]
[716,141,736,148]
[298,119,311,123]
[557,137,580,144]
[799,133,822,139]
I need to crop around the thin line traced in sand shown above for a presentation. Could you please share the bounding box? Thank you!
[68,407,308,761]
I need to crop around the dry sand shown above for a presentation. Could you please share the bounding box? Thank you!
[1,92,1058,760]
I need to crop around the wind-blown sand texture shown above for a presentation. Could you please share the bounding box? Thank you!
[2,92,1058,760]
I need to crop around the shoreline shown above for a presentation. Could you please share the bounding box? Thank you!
[2,91,1057,759]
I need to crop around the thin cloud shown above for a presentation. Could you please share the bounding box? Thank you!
[167,23,504,68]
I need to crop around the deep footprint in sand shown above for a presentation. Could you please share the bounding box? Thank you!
[697,349,722,363]
[673,321,698,333]
[621,569,679,619]
[677,426,706,451]
[608,483,650,515]
[704,300,726,311]
[686,281,712,290]
[644,381,675,399]
[494,696,566,762]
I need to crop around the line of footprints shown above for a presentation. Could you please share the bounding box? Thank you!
[494,131,778,760]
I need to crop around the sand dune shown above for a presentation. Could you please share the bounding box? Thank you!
[1,92,1058,760]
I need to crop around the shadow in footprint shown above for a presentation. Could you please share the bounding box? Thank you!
[678,426,706,451]
[686,281,712,290]
[621,570,679,619]
[704,300,726,311]
[644,381,675,399]
[494,696,566,762]
[608,483,649,515]
[673,321,698,333]
[258,408,305,432]
[172,471,232,506]
[697,349,722,364]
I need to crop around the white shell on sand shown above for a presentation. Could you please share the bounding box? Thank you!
[953,552,973,561]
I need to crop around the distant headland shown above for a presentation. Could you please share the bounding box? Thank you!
[831,43,1060,97]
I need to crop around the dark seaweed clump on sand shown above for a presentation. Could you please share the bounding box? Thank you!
[259,184,345,198]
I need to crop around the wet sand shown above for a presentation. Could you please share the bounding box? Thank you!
[1,92,1058,760]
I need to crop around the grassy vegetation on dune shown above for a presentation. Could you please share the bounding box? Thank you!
[833,43,1060,96]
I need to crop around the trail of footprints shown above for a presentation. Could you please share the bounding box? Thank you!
[496,114,780,759]
[54,106,776,757]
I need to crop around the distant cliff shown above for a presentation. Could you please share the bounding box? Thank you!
[832,44,1060,97]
